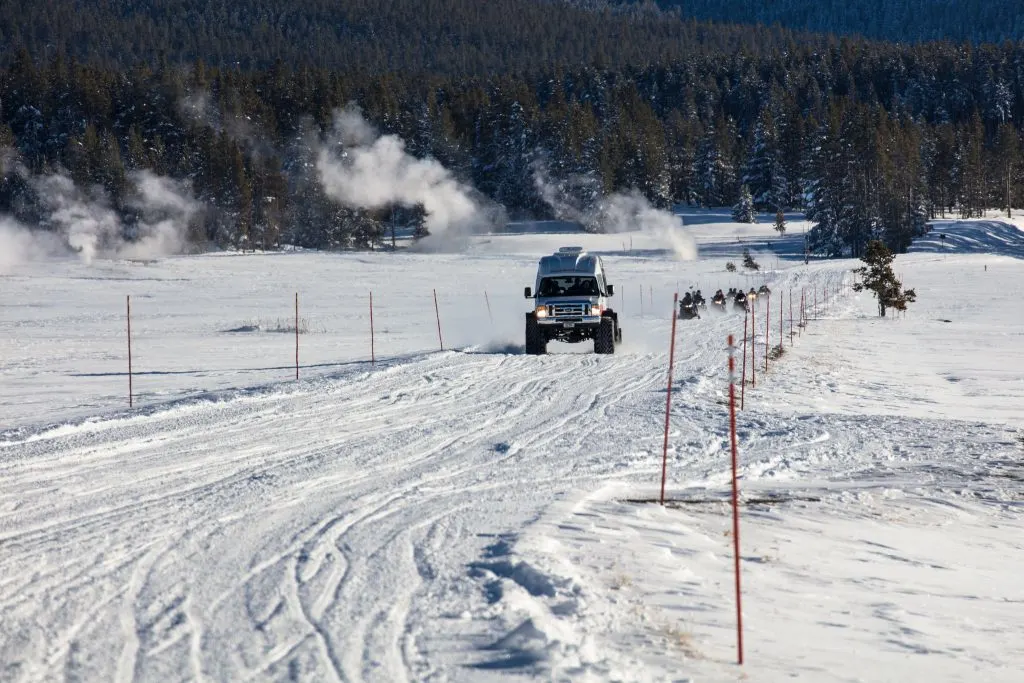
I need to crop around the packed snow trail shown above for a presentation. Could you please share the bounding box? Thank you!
[4,217,1021,681]
[0,277,763,682]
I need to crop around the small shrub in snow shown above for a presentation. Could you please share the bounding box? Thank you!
[225,317,320,334]
[742,248,760,271]
[774,209,786,235]
[725,261,737,272]
[610,573,633,590]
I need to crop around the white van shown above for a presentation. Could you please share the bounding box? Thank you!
[523,247,622,354]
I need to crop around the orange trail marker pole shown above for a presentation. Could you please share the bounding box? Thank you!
[127,295,133,407]
[295,292,300,380]
[727,334,745,666]
[433,289,444,351]
[789,288,794,345]
[779,291,783,354]
[659,293,680,506]
[740,308,748,409]
[750,300,756,388]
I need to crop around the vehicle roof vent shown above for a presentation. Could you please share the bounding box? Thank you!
[556,246,584,254]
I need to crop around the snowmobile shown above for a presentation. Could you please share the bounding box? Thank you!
[679,294,700,320]
[711,290,727,312]
[732,292,748,312]
[693,290,707,310]
[757,284,771,297]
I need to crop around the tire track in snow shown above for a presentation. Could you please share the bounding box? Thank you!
[0,285,792,682]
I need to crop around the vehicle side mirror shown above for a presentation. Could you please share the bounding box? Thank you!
[524,287,533,298]
[606,284,615,296]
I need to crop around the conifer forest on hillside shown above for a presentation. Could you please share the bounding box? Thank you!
[2,0,1023,255]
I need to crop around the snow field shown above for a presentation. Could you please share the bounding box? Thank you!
[1,214,1022,681]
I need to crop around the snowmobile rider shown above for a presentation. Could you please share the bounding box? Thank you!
[693,290,705,306]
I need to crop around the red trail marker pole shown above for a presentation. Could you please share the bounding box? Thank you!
[779,292,784,355]
[640,284,644,319]
[727,334,745,666]
[484,290,493,326]
[789,288,794,345]
[659,293,679,506]
[295,292,300,380]
[369,291,376,365]
[127,295,133,407]
[764,294,770,373]
[433,288,444,351]
[740,308,748,409]
[750,300,756,388]
[800,290,806,334]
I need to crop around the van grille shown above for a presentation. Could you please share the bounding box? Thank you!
[552,303,587,318]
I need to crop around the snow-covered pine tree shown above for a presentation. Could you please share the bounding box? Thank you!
[774,209,786,235]
[692,130,721,207]
[732,184,756,223]
[741,111,786,211]
[803,122,846,256]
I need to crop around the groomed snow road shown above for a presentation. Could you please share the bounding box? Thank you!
[0,283,761,682]
[3,219,1022,682]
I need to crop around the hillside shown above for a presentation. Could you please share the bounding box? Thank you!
[636,0,1024,44]
[0,0,810,73]
[3,0,1024,261]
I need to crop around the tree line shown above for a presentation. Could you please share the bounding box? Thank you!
[638,0,1024,45]
[3,30,1024,254]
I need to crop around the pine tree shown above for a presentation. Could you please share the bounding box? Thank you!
[692,130,722,207]
[774,209,786,235]
[994,122,1019,218]
[732,184,757,223]
[741,110,787,211]
[852,240,916,317]
[741,248,760,271]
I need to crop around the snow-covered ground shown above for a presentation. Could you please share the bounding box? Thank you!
[1,212,1021,682]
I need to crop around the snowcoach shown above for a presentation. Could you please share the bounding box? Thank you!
[523,247,622,355]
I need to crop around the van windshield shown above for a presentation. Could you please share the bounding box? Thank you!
[538,276,599,297]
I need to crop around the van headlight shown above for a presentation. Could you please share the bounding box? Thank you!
[535,306,548,318]
[590,305,601,316]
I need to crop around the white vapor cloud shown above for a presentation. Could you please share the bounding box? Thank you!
[1,168,203,267]
[0,218,64,274]
[533,163,697,260]
[32,174,122,264]
[316,107,499,246]
[120,171,201,260]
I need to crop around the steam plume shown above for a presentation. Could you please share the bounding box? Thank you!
[533,163,696,260]
[0,218,64,273]
[316,107,497,242]
[0,160,202,269]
